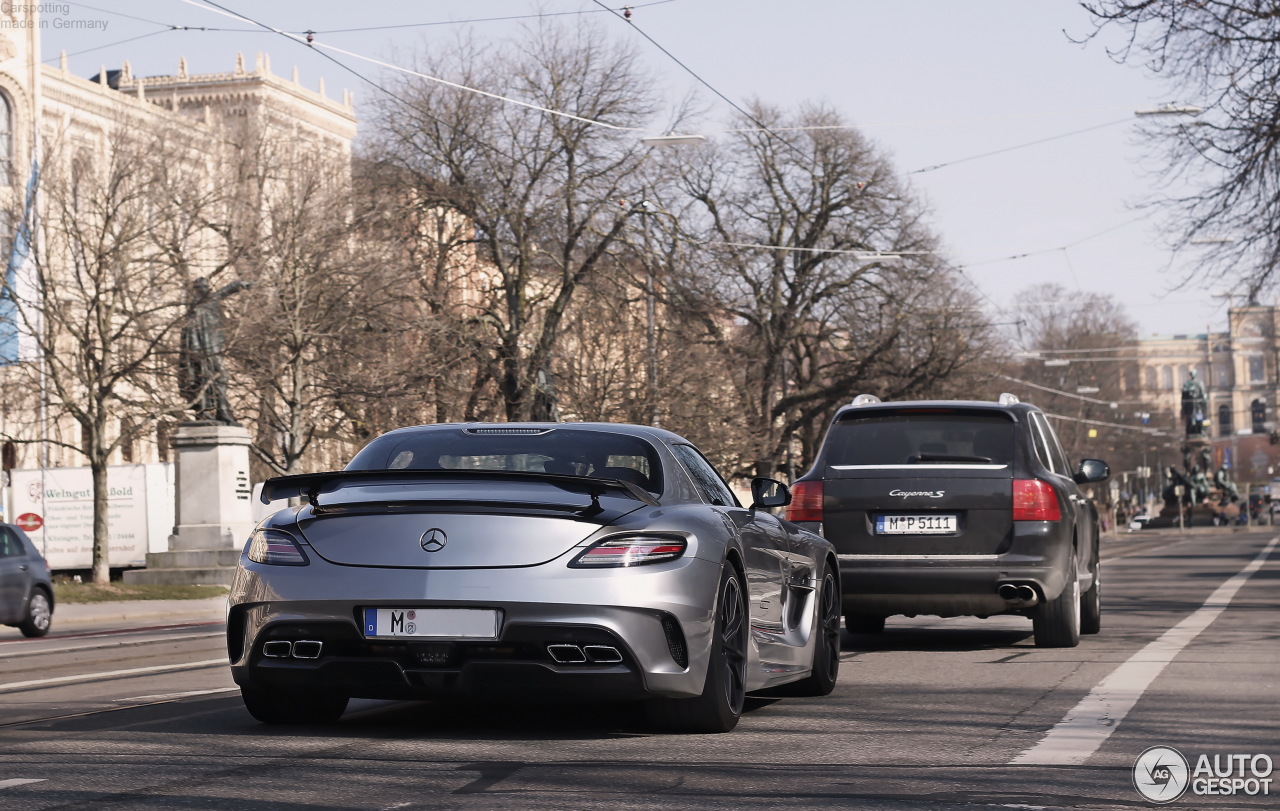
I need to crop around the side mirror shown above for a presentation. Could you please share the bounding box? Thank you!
[751,477,791,509]
[1074,459,1110,484]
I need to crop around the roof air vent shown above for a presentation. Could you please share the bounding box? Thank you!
[850,394,882,407]
[998,393,1020,406]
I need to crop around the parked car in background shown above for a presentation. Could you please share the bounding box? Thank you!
[1128,514,1152,531]
[788,393,1109,648]
[229,422,839,732]
[0,523,54,637]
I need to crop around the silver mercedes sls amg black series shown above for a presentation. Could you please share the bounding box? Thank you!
[227,423,840,733]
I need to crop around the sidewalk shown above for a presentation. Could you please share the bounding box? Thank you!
[46,596,227,634]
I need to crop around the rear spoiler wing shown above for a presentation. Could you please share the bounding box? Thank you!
[260,469,660,509]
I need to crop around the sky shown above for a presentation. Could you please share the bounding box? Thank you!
[37,0,1238,338]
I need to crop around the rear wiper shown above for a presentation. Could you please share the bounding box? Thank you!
[910,453,993,463]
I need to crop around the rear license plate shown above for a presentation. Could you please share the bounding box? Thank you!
[875,514,957,535]
[362,608,501,640]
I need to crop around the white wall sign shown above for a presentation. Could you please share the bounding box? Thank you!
[9,464,175,570]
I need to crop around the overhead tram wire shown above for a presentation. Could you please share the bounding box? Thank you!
[909,117,1132,175]
[43,30,175,63]
[305,1,678,35]
[178,0,519,164]
[588,0,827,175]
[184,0,644,133]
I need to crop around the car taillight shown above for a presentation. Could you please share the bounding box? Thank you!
[786,480,824,522]
[1013,479,1061,521]
[569,535,687,568]
[246,528,310,566]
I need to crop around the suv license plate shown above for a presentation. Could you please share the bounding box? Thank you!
[876,515,958,535]
[363,608,501,639]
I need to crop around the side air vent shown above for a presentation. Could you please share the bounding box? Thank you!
[659,612,688,669]
[464,427,554,435]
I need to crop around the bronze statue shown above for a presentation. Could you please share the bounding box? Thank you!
[1181,370,1208,437]
[179,277,251,425]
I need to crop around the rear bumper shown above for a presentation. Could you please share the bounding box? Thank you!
[227,555,722,701]
[837,521,1073,617]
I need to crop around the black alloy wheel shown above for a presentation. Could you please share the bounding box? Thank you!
[647,562,748,733]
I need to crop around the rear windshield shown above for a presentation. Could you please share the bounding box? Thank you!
[346,428,663,493]
[825,412,1015,467]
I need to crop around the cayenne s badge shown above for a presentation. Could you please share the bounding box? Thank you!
[420,528,448,552]
[889,489,944,498]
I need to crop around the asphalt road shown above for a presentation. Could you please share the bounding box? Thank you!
[0,528,1276,810]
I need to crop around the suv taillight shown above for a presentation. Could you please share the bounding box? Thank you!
[786,480,824,522]
[1013,479,1061,521]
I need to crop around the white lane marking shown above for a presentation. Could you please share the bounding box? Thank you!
[1012,536,1278,766]
[0,779,46,788]
[118,688,238,702]
[0,659,226,692]
[0,632,222,660]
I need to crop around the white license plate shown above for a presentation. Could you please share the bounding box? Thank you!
[876,514,957,535]
[362,608,501,639]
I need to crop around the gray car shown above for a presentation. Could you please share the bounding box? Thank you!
[228,423,839,732]
[0,523,54,638]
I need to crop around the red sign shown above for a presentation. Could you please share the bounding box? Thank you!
[15,513,43,532]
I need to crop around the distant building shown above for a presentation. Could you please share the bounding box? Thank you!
[1136,304,1280,482]
[0,4,355,471]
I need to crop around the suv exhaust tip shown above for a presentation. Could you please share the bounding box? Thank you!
[998,582,1040,607]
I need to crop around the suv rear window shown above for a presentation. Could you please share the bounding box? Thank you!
[825,412,1015,467]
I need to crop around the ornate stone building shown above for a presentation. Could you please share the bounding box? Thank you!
[1135,303,1280,483]
[0,4,356,471]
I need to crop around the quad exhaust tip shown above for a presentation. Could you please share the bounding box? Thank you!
[261,640,324,659]
[546,644,623,664]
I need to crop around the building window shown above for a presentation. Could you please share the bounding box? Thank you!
[1144,367,1157,390]
[1252,399,1267,434]
[1161,366,1173,390]
[1218,404,1232,438]
[1249,355,1266,383]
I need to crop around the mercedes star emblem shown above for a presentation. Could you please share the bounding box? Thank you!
[420,528,448,552]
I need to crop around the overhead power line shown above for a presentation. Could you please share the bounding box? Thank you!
[588,0,832,177]
[909,117,1131,175]
[182,0,643,131]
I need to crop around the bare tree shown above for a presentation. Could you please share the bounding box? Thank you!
[1082,1,1280,297]
[365,24,662,420]
[667,103,998,478]
[1008,282,1143,470]
[2,121,208,583]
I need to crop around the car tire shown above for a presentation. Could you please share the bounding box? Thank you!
[1080,554,1101,635]
[646,562,748,733]
[240,685,349,725]
[787,565,841,697]
[18,587,52,638]
[1033,553,1081,648]
[844,612,885,635]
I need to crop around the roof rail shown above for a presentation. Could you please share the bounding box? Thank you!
[998,392,1020,405]
[850,394,882,407]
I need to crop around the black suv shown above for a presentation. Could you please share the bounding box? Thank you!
[787,394,1109,648]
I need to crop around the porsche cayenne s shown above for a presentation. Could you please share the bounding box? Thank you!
[228,422,840,732]
[788,394,1108,648]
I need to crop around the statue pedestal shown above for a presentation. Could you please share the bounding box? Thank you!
[168,422,255,551]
